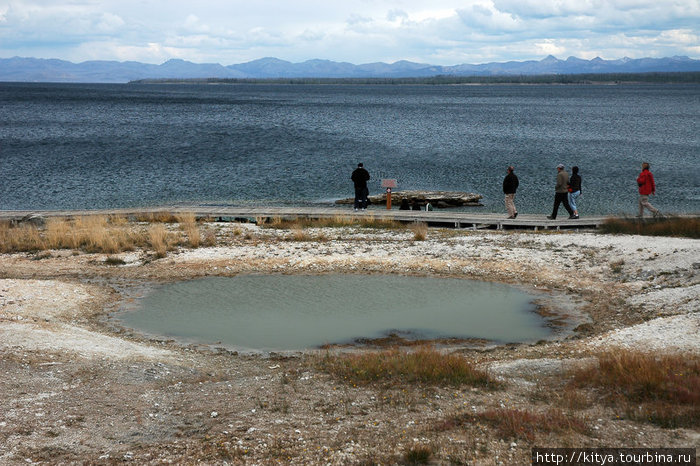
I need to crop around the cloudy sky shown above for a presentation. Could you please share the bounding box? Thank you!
[1,0,699,65]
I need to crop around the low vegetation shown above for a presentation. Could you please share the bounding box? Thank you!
[257,215,405,230]
[600,216,700,238]
[410,222,428,241]
[437,408,589,442]
[569,350,700,428]
[317,346,496,387]
[0,214,211,255]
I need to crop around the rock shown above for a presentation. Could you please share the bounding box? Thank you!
[16,214,47,227]
[335,190,483,208]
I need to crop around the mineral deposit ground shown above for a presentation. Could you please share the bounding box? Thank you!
[0,220,698,465]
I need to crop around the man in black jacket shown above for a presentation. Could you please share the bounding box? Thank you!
[503,165,519,219]
[351,163,370,211]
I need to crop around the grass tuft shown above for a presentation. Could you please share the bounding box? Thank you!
[260,216,405,230]
[438,408,588,442]
[176,212,201,248]
[148,224,171,258]
[403,445,433,465]
[569,350,700,428]
[600,216,700,238]
[318,346,496,387]
[410,222,428,241]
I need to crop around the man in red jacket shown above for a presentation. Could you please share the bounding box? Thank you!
[637,162,661,217]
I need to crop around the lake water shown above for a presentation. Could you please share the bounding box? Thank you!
[1,82,698,214]
[116,275,549,351]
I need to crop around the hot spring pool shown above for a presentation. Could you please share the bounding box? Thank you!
[116,274,551,351]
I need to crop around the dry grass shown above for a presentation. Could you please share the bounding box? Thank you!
[289,226,310,241]
[410,222,428,241]
[0,222,43,252]
[133,211,180,223]
[600,216,700,238]
[317,346,496,387]
[0,214,207,257]
[402,445,433,465]
[438,408,589,442]
[148,224,172,258]
[259,215,405,230]
[569,350,700,428]
[1,216,142,254]
[176,212,201,248]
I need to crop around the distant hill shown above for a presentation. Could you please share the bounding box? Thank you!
[1,55,700,83]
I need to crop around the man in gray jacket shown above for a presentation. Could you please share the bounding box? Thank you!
[547,164,575,220]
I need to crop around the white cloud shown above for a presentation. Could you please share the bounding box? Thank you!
[0,0,698,64]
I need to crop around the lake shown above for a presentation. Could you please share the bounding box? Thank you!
[1,82,698,214]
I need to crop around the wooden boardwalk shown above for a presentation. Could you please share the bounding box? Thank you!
[0,205,611,231]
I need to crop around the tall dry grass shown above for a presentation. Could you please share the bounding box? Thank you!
[0,214,190,256]
[569,350,700,428]
[318,346,496,387]
[176,212,201,248]
[148,224,171,258]
[601,216,700,238]
[0,222,43,252]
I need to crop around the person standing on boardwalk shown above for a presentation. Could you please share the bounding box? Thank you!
[502,165,519,219]
[547,164,574,220]
[637,162,661,217]
[568,166,581,219]
[351,163,370,211]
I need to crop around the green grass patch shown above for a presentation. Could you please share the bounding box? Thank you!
[317,346,497,387]
[600,216,700,238]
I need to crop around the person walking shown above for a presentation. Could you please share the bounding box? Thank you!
[568,166,581,219]
[637,162,661,217]
[503,165,519,219]
[351,162,370,211]
[547,164,574,220]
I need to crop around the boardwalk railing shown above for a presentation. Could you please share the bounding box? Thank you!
[0,206,611,231]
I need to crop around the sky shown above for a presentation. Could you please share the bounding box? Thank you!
[1,0,699,66]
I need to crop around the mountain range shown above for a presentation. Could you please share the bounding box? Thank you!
[1,55,700,83]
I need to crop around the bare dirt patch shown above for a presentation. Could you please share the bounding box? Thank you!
[0,222,698,464]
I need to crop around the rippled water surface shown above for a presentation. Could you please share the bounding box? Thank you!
[1,82,699,214]
[117,275,549,351]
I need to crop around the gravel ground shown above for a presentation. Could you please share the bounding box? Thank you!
[0,222,698,464]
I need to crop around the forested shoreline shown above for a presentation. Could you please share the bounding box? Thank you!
[131,72,700,85]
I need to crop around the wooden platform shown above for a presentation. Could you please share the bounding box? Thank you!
[0,206,611,231]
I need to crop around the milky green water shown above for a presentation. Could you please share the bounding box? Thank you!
[117,275,550,351]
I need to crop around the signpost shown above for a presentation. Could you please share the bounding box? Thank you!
[380,179,398,210]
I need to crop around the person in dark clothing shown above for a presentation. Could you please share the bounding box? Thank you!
[568,166,581,219]
[399,198,410,210]
[502,165,519,219]
[351,163,370,210]
[547,164,574,220]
